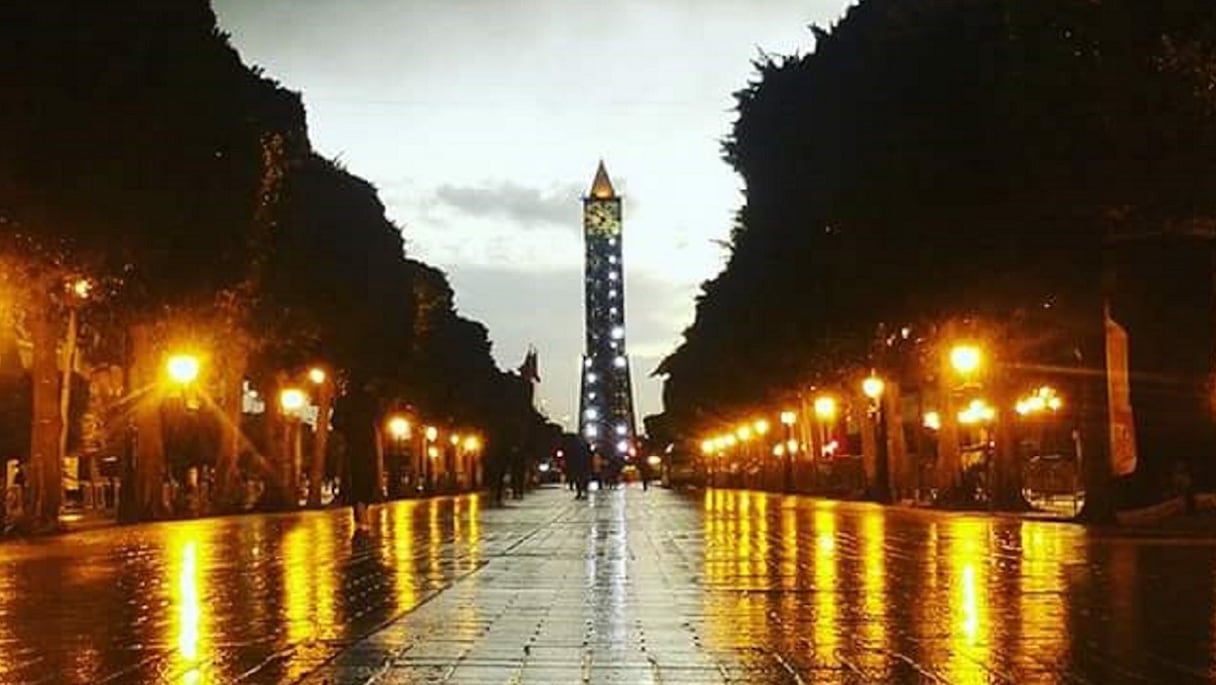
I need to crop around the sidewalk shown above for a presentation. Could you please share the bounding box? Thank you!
[301,486,744,684]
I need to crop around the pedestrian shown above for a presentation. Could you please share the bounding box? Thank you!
[334,381,378,536]
[565,434,591,500]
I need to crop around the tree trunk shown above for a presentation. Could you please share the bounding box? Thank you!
[885,380,907,500]
[130,323,167,521]
[373,423,385,502]
[936,371,961,493]
[260,372,293,510]
[859,392,878,496]
[56,307,77,484]
[27,303,63,531]
[307,380,332,508]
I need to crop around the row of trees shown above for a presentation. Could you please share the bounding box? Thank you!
[657,0,1216,513]
[0,2,548,530]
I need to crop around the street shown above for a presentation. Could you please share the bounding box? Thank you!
[1,487,1215,684]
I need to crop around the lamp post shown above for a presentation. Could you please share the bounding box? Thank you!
[306,366,333,508]
[280,387,306,507]
[424,425,438,493]
[58,278,91,495]
[863,373,891,503]
[780,410,797,492]
[386,414,410,497]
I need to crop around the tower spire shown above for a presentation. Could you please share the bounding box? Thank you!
[589,160,616,199]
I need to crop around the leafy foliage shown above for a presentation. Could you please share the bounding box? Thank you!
[661,0,1216,453]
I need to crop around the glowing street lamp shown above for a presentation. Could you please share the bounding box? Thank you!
[923,411,942,431]
[736,425,753,441]
[424,426,438,442]
[813,396,837,421]
[957,398,996,425]
[701,439,714,456]
[780,410,797,426]
[308,367,327,385]
[1016,386,1063,417]
[166,354,201,385]
[70,278,92,299]
[387,415,410,440]
[450,433,461,447]
[753,419,770,436]
[463,435,481,452]
[862,374,885,400]
[950,344,982,376]
[279,388,307,414]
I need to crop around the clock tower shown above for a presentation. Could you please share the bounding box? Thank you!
[578,161,637,458]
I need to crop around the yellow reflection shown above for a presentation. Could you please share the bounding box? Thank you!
[942,519,991,683]
[812,507,839,662]
[428,499,442,575]
[1019,524,1069,669]
[167,525,210,683]
[859,511,887,655]
[391,501,418,610]
[467,494,482,563]
[780,506,797,590]
[282,518,338,676]
[178,541,199,662]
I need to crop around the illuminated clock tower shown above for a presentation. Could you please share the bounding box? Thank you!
[578,161,637,458]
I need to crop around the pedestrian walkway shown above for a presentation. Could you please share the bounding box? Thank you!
[3,484,1216,683]
[305,487,739,684]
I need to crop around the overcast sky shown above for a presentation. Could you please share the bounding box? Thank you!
[213,0,847,429]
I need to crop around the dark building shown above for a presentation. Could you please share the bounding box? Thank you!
[578,162,637,458]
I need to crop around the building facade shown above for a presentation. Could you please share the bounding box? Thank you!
[578,162,637,458]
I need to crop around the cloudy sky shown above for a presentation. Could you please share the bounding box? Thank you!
[213,0,847,428]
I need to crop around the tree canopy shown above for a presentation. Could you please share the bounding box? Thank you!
[660,0,1216,453]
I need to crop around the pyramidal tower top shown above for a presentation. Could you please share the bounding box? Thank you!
[589,160,616,199]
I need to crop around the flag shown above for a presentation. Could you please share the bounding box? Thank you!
[1104,302,1137,476]
[517,346,540,383]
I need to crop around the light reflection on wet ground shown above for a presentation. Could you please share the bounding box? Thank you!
[0,488,1215,683]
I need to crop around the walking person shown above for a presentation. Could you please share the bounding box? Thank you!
[565,433,591,500]
[334,381,378,536]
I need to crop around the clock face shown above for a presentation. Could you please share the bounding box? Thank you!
[585,201,620,237]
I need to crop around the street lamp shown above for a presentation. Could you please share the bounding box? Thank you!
[279,388,307,414]
[862,375,885,401]
[423,425,438,491]
[1016,386,1063,417]
[166,354,201,386]
[308,367,327,385]
[950,344,982,377]
[862,373,890,503]
[813,395,836,462]
[813,396,837,421]
[387,415,410,440]
[780,409,797,493]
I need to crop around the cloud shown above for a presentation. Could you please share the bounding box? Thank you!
[431,181,584,229]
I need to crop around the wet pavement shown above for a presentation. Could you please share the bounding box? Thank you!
[2,488,1216,683]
